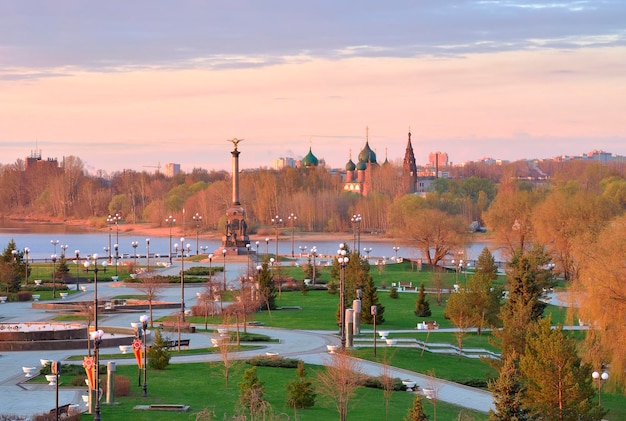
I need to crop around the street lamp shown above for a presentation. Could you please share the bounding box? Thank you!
[271,215,282,260]
[60,244,68,258]
[288,212,297,257]
[299,245,307,256]
[265,237,270,259]
[113,244,119,277]
[74,250,80,289]
[50,239,59,256]
[459,260,465,289]
[24,247,30,285]
[90,329,104,421]
[145,239,150,273]
[363,247,372,261]
[255,241,260,262]
[392,246,400,261]
[131,241,138,271]
[222,249,227,290]
[193,213,202,255]
[336,243,349,349]
[311,246,317,285]
[84,255,107,334]
[139,314,149,397]
[592,371,609,406]
[351,214,362,256]
[51,254,57,299]
[200,245,208,254]
[208,253,214,282]
[166,215,176,264]
[175,238,191,321]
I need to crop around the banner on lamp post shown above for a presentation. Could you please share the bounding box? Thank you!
[82,356,96,390]
[132,339,143,369]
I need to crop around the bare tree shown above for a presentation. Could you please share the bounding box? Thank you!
[214,319,234,388]
[132,275,165,327]
[316,350,363,421]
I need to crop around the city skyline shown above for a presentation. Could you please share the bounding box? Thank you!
[2,1,625,174]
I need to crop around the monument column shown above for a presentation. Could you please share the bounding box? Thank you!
[219,138,250,254]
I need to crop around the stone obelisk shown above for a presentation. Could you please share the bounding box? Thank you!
[220,138,250,254]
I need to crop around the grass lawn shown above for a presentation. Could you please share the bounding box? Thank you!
[82,361,489,420]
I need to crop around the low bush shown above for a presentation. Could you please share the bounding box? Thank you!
[17,291,33,301]
[361,375,407,391]
[245,356,300,368]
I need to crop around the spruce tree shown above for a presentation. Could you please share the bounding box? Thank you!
[414,283,432,317]
[360,274,384,324]
[238,366,267,416]
[488,351,532,421]
[258,262,277,310]
[286,360,316,410]
[404,393,429,421]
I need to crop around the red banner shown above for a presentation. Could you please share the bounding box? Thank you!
[82,356,96,390]
[132,339,143,369]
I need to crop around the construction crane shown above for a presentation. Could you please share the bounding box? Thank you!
[142,162,161,174]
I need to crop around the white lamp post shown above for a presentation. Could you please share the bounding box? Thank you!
[140,314,149,397]
[337,243,349,349]
[592,371,609,406]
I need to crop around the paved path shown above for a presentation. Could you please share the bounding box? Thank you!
[0,273,494,418]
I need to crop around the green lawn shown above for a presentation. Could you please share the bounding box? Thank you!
[74,361,489,420]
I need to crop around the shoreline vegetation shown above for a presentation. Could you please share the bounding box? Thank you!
[3,215,497,244]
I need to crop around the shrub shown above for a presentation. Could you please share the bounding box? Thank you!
[361,375,407,391]
[246,356,300,368]
[286,360,316,409]
[389,286,399,299]
[17,291,33,301]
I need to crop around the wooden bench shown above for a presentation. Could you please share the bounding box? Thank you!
[166,339,191,349]
[398,281,416,291]
[50,403,71,417]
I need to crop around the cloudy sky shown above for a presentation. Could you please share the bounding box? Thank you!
[1,1,625,174]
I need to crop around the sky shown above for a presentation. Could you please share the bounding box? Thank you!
[1,1,625,175]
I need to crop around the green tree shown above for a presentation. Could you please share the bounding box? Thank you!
[238,366,268,416]
[519,318,605,421]
[488,351,532,421]
[360,275,384,324]
[147,329,171,370]
[0,239,25,293]
[414,283,432,317]
[492,245,554,359]
[258,262,276,310]
[404,393,429,421]
[286,360,316,410]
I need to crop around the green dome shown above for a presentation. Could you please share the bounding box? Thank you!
[302,147,319,167]
[356,160,367,171]
[358,141,377,164]
[345,159,356,171]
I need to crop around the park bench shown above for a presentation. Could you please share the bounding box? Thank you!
[398,281,415,291]
[49,403,71,418]
[166,339,190,349]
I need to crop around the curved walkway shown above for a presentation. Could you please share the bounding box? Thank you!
[0,279,495,418]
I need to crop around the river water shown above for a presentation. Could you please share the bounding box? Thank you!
[0,220,504,264]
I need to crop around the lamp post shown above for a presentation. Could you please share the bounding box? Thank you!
[131,241,138,271]
[24,247,30,285]
[592,371,609,406]
[392,246,400,261]
[140,314,149,397]
[363,247,372,261]
[166,215,176,264]
[208,253,213,282]
[50,239,59,256]
[246,243,251,280]
[265,237,270,259]
[84,255,107,333]
[176,238,191,321]
[193,213,202,255]
[255,241,260,263]
[337,244,349,349]
[371,305,378,357]
[113,244,119,277]
[90,329,104,421]
[200,245,208,254]
[351,214,362,256]
[74,250,80,289]
[222,249,227,290]
[288,213,297,257]
[271,215,282,260]
[311,246,317,285]
[299,245,307,257]
[145,239,150,273]
[106,214,114,262]
[459,259,465,289]
[51,254,57,299]
[60,244,68,258]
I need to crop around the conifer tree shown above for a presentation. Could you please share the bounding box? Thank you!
[238,366,267,416]
[488,351,532,421]
[404,393,429,421]
[414,283,432,317]
[257,262,276,310]
[286,360,316,410]
[360,274,384,324]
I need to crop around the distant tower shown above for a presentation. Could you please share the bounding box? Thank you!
[220,138,250,254]
[402,129,417,194]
